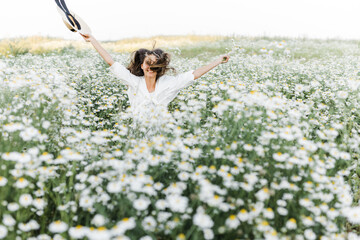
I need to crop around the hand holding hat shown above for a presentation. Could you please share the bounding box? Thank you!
[80,33,92,42]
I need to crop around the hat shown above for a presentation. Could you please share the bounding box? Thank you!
[55,0,92,35]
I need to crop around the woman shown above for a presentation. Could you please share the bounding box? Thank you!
[80,33,230,116]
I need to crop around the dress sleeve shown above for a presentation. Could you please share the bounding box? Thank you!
[109,62,139,88]
[171,70,195,91]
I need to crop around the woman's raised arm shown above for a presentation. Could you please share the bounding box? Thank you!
[80,34,114,66]
[192,54,230,80]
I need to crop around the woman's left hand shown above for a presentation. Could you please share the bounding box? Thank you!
[219,55,230,64]
[193,54,230,80]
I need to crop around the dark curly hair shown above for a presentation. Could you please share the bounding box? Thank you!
[127,48,174,80]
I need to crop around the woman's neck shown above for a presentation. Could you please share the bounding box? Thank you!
[144,75,157,92]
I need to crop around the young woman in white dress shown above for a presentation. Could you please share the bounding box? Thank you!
[80,34,230,137]
[80,34,230,115]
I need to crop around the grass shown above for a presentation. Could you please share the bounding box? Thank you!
[1,34,360,239]
[2,35,360,60]
[0,35,226,58]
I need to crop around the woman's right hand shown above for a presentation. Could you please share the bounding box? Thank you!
[80,33,92,42]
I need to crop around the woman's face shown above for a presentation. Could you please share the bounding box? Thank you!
[141,54,158,78]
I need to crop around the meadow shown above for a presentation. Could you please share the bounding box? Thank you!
[1,35,360,239]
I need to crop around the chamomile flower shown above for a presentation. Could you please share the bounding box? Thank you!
[237,209,249,222]
[304,229,316,240]
[49,220,68,233]
[33,198,46,210]
[113,217,136,235]
[263,208,275,219]
[344,206,360,224]
[193,208,214,229]
[255,187,270,201]
[106,181,122,193]
[87,227,111,240]
[139,236,152,240]
[285,218,297,230]
[142,216,157,231]
[0,225,7,239]
[337,91,348,99]
[225,214,240,229]
[273,152,289,162]
[14,177,29,189]
[302,216,314,227]
[7,203,19,212]
[69,225,89,239]
[0,177,8,187]
[133,197,151,211]
[19,194,33,207]
[91,214,107,227]
[257,220,271,232]
[166,194,188,213]
[79,195,94,209]
[176,233,186,240]
[203,228,214,240]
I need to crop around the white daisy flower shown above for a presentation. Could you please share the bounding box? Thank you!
[79,196,94,209]
[87,227,111,240]
[19,194,33,207]
[237,209,249,222]
[263,208,275,219]
[0,225,8,240]
[344,206,360,224]
[155,199,168,210]
[203,228,214,240]
[302,216,314,227]
[193,208,214,229]
[142,216,157,231]
[304,229,316,240]
[272,152,289,162]
[0,177,8,187]
[7,203,19,212]
[225,215,240,229]
[36,234,52,240]
[112,218,136,236]
[14,177,29,189]
[166,194,188,213]
[337,90,348,99]
[19,127,40,141]
[133,197,151,211]
[49,220,68,233]
[255,188,270,201]
[69,225,89,239]
[91,214,107,227]
[139,236,152,240]
[2,214,15,227]
[277,207,288,216]
[33,198,46,210]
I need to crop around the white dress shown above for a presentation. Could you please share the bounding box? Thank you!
[109,62,195,114]
[109,62,195,137]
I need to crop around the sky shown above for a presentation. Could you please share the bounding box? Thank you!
[1,0,360,41]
